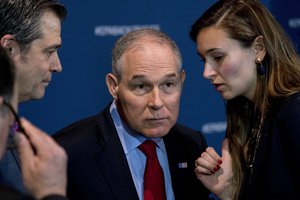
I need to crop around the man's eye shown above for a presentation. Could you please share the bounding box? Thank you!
[46,50,56,56]
[132,83,151,95]
[136,84,145,89]
[165,81,174,87]
[133,84,146,90]
[160,80,180,94]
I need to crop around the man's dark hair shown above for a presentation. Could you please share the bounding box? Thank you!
[0,0,67,52]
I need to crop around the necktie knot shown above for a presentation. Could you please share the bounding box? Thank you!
[138,140,157,159]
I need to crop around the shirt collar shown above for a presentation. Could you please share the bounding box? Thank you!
[109,100,164,154]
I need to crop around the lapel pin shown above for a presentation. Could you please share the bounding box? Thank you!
[178,162,188,168]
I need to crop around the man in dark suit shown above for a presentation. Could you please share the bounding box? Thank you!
[0,46,68,200]
[54,28,212,200]
[0,0,67,193]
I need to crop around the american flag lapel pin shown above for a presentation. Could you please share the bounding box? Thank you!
[178,162,188,168]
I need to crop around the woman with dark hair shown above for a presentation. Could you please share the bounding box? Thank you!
[191,0,300,199]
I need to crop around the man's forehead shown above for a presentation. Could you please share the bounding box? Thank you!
[128,71,179,82]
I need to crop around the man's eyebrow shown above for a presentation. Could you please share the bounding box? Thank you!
[44,44,62,51]
[131,74,145,80]
[165,73,177,78]
[131,73,177,80]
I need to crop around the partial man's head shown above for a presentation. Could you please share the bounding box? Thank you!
[106,28,185,138]
[0,0,67,102]
[0,46,17,158]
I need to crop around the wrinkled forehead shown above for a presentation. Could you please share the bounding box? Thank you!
[123,44,180,74]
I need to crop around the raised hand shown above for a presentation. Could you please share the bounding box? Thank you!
[15,118,67,200]
[195,138,233,200]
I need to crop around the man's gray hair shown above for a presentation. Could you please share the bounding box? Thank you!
[111,28,182,80]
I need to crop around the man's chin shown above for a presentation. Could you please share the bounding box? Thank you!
[20,92,45,102]
[142,128,170,138]
[32,93,45,100]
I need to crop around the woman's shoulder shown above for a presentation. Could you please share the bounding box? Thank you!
[272,92,300,114]
[281,92,300,110]
[270,92,300,126]
[286,92,300,101]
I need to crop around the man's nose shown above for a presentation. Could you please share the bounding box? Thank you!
[148,87,164,110]
[50,52,62,72]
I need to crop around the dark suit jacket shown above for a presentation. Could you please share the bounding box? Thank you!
[241,93,300,200]
[0,135,25,193]
[54,103,212,200]
[0,184,67,200]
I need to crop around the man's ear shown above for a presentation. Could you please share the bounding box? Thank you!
[180,69,186,83]
[106,73,119,100]
[254,35,266,60]
[0,34,20,56]
[180,69,186,89]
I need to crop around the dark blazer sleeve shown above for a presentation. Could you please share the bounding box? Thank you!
[0,139,25,193]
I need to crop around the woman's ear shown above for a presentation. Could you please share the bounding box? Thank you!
[106,73,119,100]
[254,35,266,60]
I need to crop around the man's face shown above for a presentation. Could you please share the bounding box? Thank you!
[113,40,185,138]
[14,11,62,102]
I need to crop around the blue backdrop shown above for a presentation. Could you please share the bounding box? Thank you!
[20,0,300,153]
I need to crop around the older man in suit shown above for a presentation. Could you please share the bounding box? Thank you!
[54,28,212,200]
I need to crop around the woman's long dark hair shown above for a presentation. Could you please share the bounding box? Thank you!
[190,0,300,199]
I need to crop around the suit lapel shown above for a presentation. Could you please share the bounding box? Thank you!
[163,130,191,196]
[93,107,139,200]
